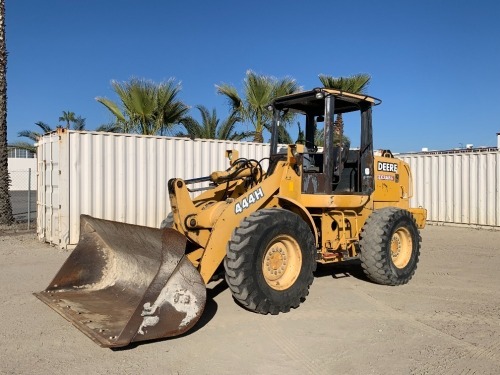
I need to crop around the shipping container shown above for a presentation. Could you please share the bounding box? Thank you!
[399,151,500,227]
[37,130,271,248]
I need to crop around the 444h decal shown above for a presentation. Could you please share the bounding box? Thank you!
[234,188,265,214]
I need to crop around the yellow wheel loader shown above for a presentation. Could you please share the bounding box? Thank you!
[35,88,427,348]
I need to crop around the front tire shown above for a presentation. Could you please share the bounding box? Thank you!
[224,208,316,315]
[359,207,421,285]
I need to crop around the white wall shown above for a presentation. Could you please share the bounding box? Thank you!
[8,158,37,190]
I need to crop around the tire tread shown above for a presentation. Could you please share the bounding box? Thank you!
[224,208,316,314]
[359,207,421,286]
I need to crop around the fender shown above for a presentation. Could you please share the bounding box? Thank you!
[197,167,284,283]
[274,195,318,245]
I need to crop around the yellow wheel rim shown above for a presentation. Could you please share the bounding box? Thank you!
[262,235,302,290]
[390,227,413,269]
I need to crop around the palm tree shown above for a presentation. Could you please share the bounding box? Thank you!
[296,123,305,144]
[18,121,52,140]
[58,112,86,130]
[72,115,86,131]
[96,78,189,136]
[178,105,249,141]
[318,73,371,145]
[11,121,53,154]
[0,0,13,224]
[264,121,293,144]
[314,123,324,147]
[216,70,300,143]
[14,111,87,153]
[59,111,76,128]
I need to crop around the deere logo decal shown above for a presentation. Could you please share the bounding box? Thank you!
[234,188,265,214]
[377,162,398,173]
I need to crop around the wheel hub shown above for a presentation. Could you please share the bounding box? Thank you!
[266,247,287,277]
[390,227,412,269]
[391,236,402,257]
[262,235,302,290]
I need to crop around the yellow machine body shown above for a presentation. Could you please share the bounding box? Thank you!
[170,145,426,282]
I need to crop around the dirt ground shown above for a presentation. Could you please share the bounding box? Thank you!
[1,224,499,375]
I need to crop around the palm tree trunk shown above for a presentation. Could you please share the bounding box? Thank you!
[253,131,264,143]
[0,0,14,224]
[253,118,265,143]
[333,113,344,146]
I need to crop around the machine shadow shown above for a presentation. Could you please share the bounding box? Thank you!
[313,259,369,282]
[113,279,228,351]
[114,261,371,351]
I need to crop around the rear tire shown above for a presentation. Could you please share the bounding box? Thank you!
[224,208,316,314]
[359,207,421,285]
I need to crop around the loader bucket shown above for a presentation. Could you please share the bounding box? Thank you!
[34,215,206,348]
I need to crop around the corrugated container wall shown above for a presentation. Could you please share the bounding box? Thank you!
[399,151,500,227]
[37,130,271,248]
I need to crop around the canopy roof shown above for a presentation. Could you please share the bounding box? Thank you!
[271,88,381,115]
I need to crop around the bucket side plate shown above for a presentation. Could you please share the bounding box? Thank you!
[35,215,206,347]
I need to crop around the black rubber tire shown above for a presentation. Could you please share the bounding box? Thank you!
[359,207,421,286]
[160,212,174,229]
[224,208,316,315]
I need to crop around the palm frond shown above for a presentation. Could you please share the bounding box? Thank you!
[216,84,243,111]
[273,76,300,97]
[59,111,76,128]
[155,80,189,135]
[34,121,53,134]
[73,116,86,131]
[245,70,274,109]
[263,122,292,144]
[218,71,301,143]
[216,110,243,140]
[101,78,189,136]
[17,130,42,141]
[179,115,203,139]
[95,123,123,133]
[319,73,371,94]
[180,106,247,141]
[96,97,127,123]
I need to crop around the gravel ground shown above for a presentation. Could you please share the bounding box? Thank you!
[1,224,499,375]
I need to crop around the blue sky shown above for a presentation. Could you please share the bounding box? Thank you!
[6,0,500,152]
